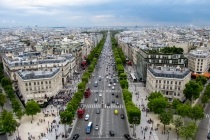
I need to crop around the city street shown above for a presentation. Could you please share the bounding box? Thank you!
[71,32,130,139]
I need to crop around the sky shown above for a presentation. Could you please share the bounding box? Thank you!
[0,0,210,27]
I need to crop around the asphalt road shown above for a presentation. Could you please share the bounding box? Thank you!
[70,32,129,140]
[195,103,210,140]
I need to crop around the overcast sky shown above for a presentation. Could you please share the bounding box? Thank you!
[0,0,210,27]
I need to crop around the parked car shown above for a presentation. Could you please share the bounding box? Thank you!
[96,108,100,114]
[72,134,80,140]
[124,134,132,140]
[207,132,210,139]
[109,130,115,136]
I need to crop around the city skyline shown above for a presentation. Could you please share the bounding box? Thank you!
[0,0,210,27]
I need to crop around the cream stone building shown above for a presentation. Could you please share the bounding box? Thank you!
[146,65,191,102]
[16,67,62,104]
[188,49,210,74]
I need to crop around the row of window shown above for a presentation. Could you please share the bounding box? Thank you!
[155,85,181,90]
[156,80,182,85]
[26,86,52,91]
[25,81,51,86]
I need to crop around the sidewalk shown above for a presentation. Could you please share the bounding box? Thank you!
[126,66,181,140]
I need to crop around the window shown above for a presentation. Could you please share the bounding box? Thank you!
[159,80,161,83]
[26,88,28,91]
[25,83,28,86]
[37,82,39,85]
[29,82,31,86]
[167,81,169,84]
[34,82,36,85]
[179,82,181,85]
[45,81,48,84]
[175,81,177,85]
[171,81,173,84]
[49,81,51,84]
[41,81,43,84]
[174,93,176,96]
[156,80,158,83]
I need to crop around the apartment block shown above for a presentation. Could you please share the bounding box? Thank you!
[146,65,191,102]
[16,67,62,104]
[188,49,210,74]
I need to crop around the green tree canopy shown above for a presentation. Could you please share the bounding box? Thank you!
[172,115,183,136]
[148,92,163,101]
[0,93,6,109]
[172,99,181,110]
[189,105,204,122]
[1,77,12,88]
[11,99,21,113]
[0,110,17,134]
[25,100,41,120]
[148,97,168,114]
[159,111,173,131]
[179,122,197,140]
[183,81,202,102]
[196,75,207,85]
[176,104,191,118]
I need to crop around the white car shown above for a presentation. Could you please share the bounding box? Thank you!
[113,83,116,86]
[99,93,102,97]
[108,84,111,87]
[112,86,115,90]
[84,114,90,121]
[95,125,99,130]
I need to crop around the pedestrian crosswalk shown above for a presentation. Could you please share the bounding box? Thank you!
[83,104,124,109]
[91,90,121,93]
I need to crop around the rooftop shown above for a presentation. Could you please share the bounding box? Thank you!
[148,65,191,79]
[17,67,60,80]
[189,49,210,58]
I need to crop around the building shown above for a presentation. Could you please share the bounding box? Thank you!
[2,52,76,90]
[188,48,210,74]
[136,48,188,82]
[146,65,191,102]
[16,67,62,104]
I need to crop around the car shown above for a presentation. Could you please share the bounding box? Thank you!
[121,114,125,119]
[95,125,99,130]
[94,98,98,103]
[72,134,80,140]
[98,76,102,81]
[207,132,210,139]
[108,84,111,87]
[96,109,100,114]
[109,130,115,136]
[112,100,115,103]
[116,102,119,106]
[107,102,110,106]
[99,93,102,97]
[84,114,90,121]
[114,109,119,115]
[124,134,132,140]
[112,86,114,90]
[113,83,116,86]
[115,94,119,98]
[112,92,114,95]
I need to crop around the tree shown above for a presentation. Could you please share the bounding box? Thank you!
[0,94,6,109]
[120,80,128,89]
[172,99,181,110]
[119,73,127,80]
[11,99,21,113]
[60,110,74,136]
[196,75,207,85]
[148,97,168,114]
[172,115,183,139]
[25,100,41,120]
[15,109,24,137]
[189,105,204,122]
[176,104,191,118]
[0,110,17,135]
[179,122,197,140]
[183,81,202,103]
[1,77,12,88]
[159,111,172,131]
[148,92,163,101]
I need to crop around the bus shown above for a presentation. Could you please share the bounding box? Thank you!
[86,122,93,134]
[130,73,137,82]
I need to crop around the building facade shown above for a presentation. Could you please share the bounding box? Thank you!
[188,49,210,74]
[136,49,188,82]
[146,65,191,102]
[16,67,62,104]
